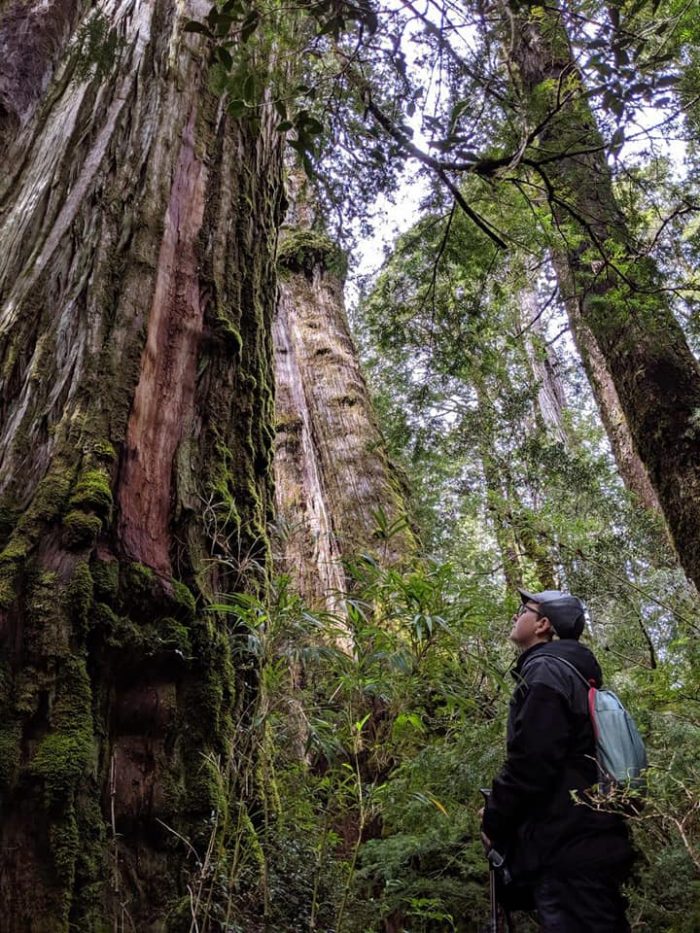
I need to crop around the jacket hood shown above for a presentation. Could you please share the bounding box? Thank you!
[515,639,603,687]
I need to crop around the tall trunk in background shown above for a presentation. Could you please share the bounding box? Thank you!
[0,1,284,928]
[473,374,556,591]
[273,178,413,611]
[520,288,568,445]
[502,0,699,580]
[552,261,662,512]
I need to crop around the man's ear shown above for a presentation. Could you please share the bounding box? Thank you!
[536,615,554,637]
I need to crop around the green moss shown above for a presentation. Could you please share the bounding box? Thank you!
[71,791,107,928]
[119,563,198,626]
[63,509,102,548]
[50,806,80,882]
[160,617,193,656]
[0,721,21,787]
[277,227,347,279]
[15,666,41,716]
[119,562,160,620]
[68,468,113,520]
[0,572,18,610]
[66,562,94,633]
[214,308,243,356]
[30,658,94,807]
[93,601,120,630]
[185,622,235,749]
[171,580,196,621]
[28,570,68,660]
[32,732,93,807]
[122,560,156,593]
[91,558,119,601]
[185,753,228,823]
[88,440,117,464]
[18,465,75,534]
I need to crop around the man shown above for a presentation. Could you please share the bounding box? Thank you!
[481,588,633,932]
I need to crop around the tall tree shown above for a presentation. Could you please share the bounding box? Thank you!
[0,1,284,926]
[273,174,412,613]
[496,0,694,551]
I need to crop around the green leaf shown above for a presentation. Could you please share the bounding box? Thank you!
[227,98,247,117]
[303,117,324,136]
[241,10,260,43]
[183,21,212,36]
[215,46,233,69]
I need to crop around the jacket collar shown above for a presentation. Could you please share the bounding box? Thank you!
[511,641,550,680]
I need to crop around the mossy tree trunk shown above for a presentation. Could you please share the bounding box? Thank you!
[503,0,695,572]
[273,177,413,615]
[0,1,284,928]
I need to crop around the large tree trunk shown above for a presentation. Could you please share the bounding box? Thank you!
[503,0,699,582]
[551,258,662,512]
[0,1,284,928]
[273,184,413,612]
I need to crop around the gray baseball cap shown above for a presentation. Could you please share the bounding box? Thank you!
[518,588,586,640]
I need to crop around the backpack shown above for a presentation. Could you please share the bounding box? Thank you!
[524,653,648,797]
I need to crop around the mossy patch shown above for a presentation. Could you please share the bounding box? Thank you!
[64,510,102,548]
[32,731,93,807]
[68,468,113,520]
[119,563,197,623]
[0,721,21,788]
[184,753,228,827]
[30,657,94,807]
[171,580,196,622]
[87,440,117,464]
[91,557,119,601]
[277,227,347,280]
[66,562,94,633]
[71,793,107,927]
[213,307,244,356]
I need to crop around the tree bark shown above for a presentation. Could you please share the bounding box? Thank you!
[273,182,413,613]
[551,258,662,512]
[0,1,284,928]
[503,0,699,581]
[520,287,568,445]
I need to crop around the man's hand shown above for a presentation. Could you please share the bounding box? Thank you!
[478,805,491,852]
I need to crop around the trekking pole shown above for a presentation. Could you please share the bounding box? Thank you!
[480,789,502,933]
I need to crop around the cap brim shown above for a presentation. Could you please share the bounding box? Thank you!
[517,588,537,604]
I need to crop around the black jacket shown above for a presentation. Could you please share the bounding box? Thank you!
[482,640,632,878]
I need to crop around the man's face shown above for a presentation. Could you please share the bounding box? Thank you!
[509,601,547,650]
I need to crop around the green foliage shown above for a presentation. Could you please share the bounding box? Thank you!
[73,11,125,82]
